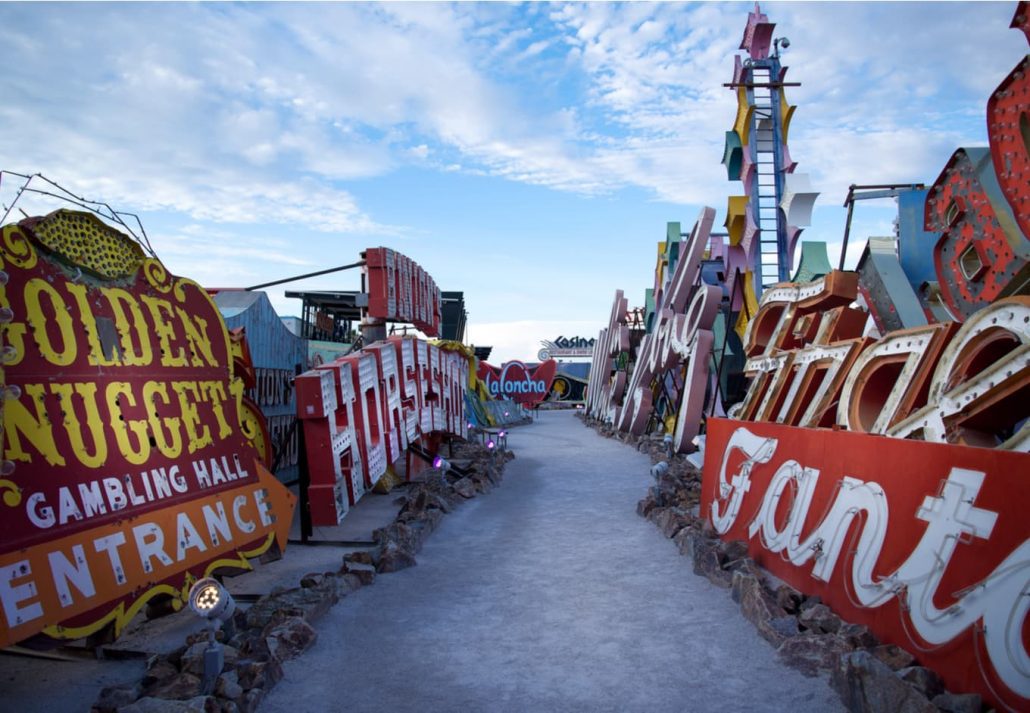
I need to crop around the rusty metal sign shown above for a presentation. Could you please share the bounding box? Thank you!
[0,210,295,648]
[702,417,1030,710]
[364,247,442,337]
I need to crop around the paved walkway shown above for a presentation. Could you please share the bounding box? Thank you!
[262,410,843,713]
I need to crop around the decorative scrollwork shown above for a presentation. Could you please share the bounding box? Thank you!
[0,227,38,270]
[0,478,22,507]
[142,258,173,294]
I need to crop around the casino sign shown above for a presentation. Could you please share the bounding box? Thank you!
[537,336,595,361]
[0,209,294,648]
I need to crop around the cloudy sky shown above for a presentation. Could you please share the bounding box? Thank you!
[0,1,1024,362]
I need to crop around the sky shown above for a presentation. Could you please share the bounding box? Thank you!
[0,1,1024,363]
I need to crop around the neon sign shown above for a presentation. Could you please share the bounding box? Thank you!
[297,337,470,525]
[538,336,596,360]
[734,270,1029,450]
[364,247,442,337]
[478,360,556,408]
[0,210,294,648]
[702,418,1030,709]
[585,208,720,449]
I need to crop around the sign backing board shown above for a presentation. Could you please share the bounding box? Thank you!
[700,417,1030,709]
[0,211,295,647]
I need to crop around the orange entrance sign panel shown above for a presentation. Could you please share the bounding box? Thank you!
[0,461,292,647]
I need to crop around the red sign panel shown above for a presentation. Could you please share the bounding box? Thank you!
[296,337,470,525]
[364,247,442,337]
[477,360,556,408]
[701,417,1030,710]
[0,211,295,648]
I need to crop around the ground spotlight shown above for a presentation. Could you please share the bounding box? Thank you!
[187,577,236,694]
[663,433,673,456]
[188,577,235,624]
[649,461,669,504]
[433,455,451,471]
[486,439,496,450]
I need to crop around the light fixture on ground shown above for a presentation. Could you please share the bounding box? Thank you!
[663,433,673,457]
[433,455,451,472]
[485,437,498,466]
[188,577,237,694]
[649,461,669,502]
[497,429,508,450]
[650,461,669,479]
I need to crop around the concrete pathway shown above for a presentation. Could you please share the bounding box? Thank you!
[262,410,843,713]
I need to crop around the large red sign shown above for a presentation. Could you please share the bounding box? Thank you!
[364,247,442,337]
[701,417,1030,710]
[0,211,294,648]
[296,338,470,525]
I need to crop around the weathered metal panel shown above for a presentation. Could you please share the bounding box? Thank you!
[215,291,306,486]
[988,53,1030,240]
[790,241,832,284]
[896,189,939,295]
[855,237,928,333]
[926,148,1030,320]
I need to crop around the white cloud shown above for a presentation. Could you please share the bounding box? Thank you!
[4,1,1018,224]
[1,0,1023,318]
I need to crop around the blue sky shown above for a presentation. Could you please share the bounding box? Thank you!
[0,1,1024,362]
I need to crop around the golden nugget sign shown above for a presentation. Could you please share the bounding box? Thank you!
[0,210,294,648]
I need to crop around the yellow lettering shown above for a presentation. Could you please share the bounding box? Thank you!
[0,287,27,367]
[141,295,187,367]
[103,288,152,367]
[172,382,212,454]
[24,278,75,366]
[51,383,107,469]
[142,382,183,459]
[2,384,64,466]
[65,283,119,367]
[174,307,216,368]
[200,381,233,440]
[105,382,150,465]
